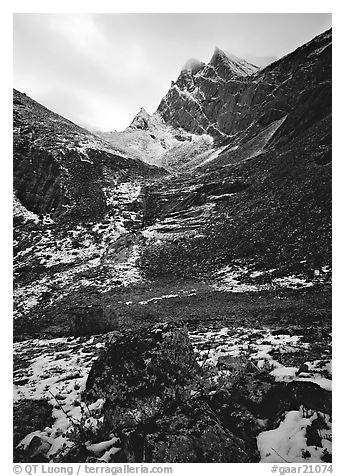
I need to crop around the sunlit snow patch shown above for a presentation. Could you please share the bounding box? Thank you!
[189,327,332,390]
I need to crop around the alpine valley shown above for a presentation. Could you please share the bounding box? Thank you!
[13,29,332,464]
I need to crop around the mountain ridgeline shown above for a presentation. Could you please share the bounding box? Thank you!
[157,30,331,146]
[13,90,163,222]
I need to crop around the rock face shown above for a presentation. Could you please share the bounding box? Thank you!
[158,29,331,149]
[128,107,151,130]
[157,48,259,138]
[102,29,331,173]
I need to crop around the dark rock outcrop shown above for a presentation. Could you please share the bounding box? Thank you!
[128,107,151,130]
[82,323,260,462]
[84,322,199,407]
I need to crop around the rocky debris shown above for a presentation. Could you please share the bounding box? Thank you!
[140,176,250,241]
[102,232,139,264]
[101,108,215,169]
[161,180,250,215]
[13,176,149,327]
[141,113,331,280]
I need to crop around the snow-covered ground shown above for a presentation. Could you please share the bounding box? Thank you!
[190,327,331,389]
[13,181,146,319]
[189,326,331,463]
[257,408,331,463]
[212,263,332,292]
[14,325,331,462]
[14,335,108,460]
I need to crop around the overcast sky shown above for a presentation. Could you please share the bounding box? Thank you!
[13,13,331,132]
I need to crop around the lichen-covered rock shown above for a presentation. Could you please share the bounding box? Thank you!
[83,324,262,462]
[84,322,199,408]
[144,400,258,463]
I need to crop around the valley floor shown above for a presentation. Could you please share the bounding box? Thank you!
[13,281,331,463]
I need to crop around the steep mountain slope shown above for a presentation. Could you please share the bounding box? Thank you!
[13,29,331,340]
[13,89,162,222]
[157,47,259,139]
[158,29,331,148]
[13,91,165,337]
[100,50,259,169]
[102,29,330,175]
[140,29,331,281]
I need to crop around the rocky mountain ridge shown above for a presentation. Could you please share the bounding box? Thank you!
[158,29,331,146]
[102,29,330,174]
[13,89,163,221]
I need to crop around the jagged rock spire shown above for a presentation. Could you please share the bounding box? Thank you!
[209,47,258,76]
[182,58,205,73]
[128,107,151,130]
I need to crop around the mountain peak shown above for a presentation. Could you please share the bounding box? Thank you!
[210,46,232,64]
[209,47,258,76]
[137,107,149,118]
[128,107,151,130]
[182,58,205,73]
